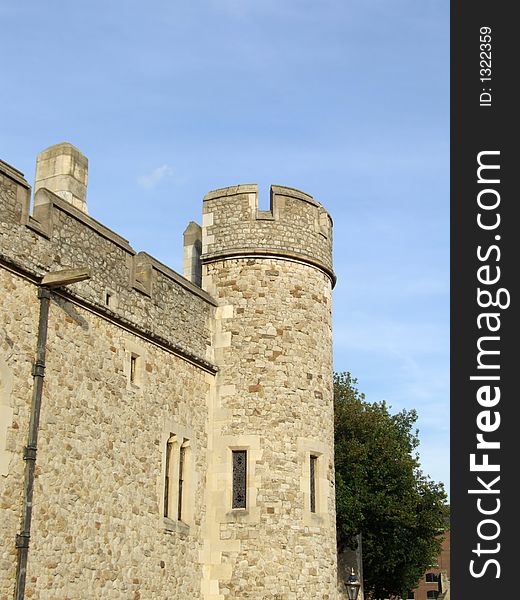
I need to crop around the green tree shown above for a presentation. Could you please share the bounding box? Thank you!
[334,372,448,599]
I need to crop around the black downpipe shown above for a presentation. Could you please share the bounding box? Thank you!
[14,286,51,600]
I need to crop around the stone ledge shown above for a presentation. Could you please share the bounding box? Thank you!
[203,184,257,201]
[0,254,218,374]
[201,248,336,287]
[163,517,191,536]
[0,159,30,188]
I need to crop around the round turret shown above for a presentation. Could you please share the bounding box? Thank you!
[200,185,339,598]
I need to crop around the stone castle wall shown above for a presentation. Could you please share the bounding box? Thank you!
[0,266,211,599]
[0,156,216,599]
[0,146,341,599]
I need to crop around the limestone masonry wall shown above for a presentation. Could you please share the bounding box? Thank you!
[0,268,210,598]
[0,145,341,600]
[203,259,337,598]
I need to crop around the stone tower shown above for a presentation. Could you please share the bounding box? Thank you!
[200,185,338,598]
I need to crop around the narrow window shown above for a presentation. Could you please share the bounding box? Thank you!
[130,354,138,384]
[178,442,187,521]
[164,436,174,518]
[232,450,247,509]
[310,455,318,513]
[105,292,112,306]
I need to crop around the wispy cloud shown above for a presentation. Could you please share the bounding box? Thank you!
[137,165,175,189]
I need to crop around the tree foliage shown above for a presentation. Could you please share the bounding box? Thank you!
[334,372,448,599]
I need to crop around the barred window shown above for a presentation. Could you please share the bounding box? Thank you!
[232,450,247,509]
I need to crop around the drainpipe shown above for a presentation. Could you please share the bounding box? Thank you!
[14,268,90,600]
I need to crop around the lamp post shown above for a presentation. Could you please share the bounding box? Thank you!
[345,567,362,600]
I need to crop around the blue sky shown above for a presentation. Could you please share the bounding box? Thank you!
[1,0,449,494]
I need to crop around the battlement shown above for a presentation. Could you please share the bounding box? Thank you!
[202,184,335,285]
[0,153,216,373]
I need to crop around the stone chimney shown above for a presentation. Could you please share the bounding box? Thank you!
[183,221,202,287]
[34,142,88,213]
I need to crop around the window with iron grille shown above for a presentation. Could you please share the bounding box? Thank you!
[310,455,318,513]
[232,450,247,508]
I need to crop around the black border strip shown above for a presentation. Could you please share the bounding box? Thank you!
[451,3,517,596]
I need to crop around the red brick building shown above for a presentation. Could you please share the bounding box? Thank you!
[407,530,450,599]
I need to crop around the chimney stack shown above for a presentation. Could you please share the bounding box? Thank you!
[34,142,88,213]
[183,222,202,287]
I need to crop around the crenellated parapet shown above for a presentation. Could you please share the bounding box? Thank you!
[201,184,335,286]
[0,149,216,372]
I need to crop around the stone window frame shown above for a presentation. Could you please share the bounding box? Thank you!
[214,435,261,524]
[298,437,331,527]
[103,287,118,310]
[309,453,318,513]
[124,341,146,390]
[231,448,248,509]
[160,422,196,534]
